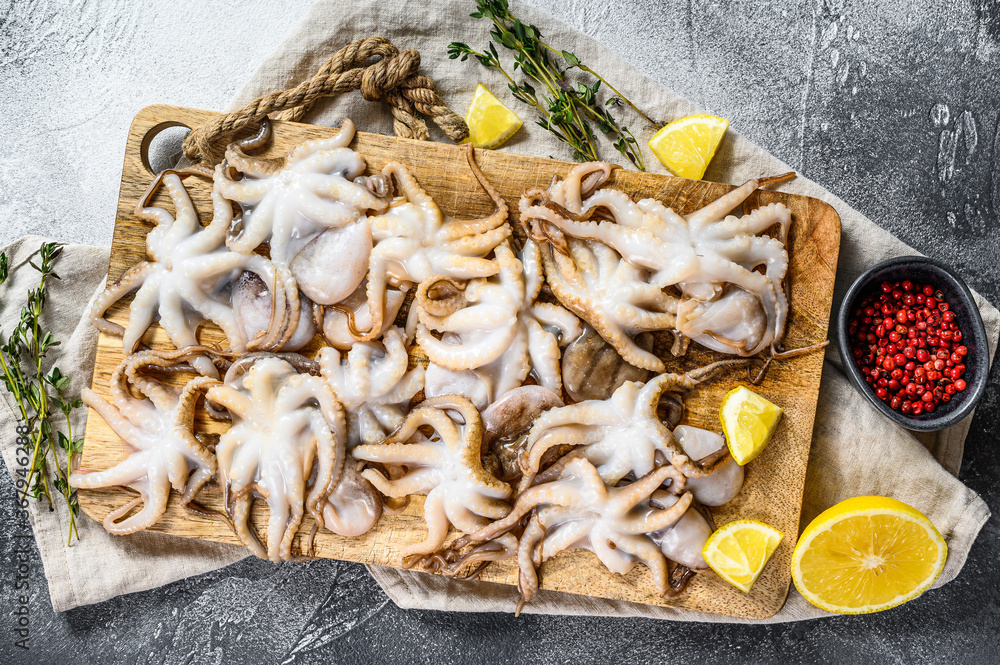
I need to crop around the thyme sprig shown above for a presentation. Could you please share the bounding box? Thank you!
[0,243,83,544]
[449,0,656,169]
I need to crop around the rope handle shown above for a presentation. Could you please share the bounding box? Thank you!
[182,36,469,165]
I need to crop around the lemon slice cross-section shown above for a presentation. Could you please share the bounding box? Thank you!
[464,83,523,149]
[702,520,784,592]
[648,114,729,180]
[791,496,947,614]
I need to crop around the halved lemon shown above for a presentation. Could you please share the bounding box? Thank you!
[719,386,782,465]
[791,496,947,614]
[702,520,784,592]
[648,114,729,179]
[464,83,523,149]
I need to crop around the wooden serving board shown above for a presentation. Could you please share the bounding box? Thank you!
[80,105,841,619]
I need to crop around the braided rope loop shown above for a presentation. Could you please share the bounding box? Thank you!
[182,36,469,165]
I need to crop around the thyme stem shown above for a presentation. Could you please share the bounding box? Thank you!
[1,242,83,544]
[537,39,658,126]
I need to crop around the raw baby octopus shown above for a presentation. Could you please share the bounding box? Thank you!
[522,162,794,361]
[69,348,222,535]
[90,171,299,376]
[519,360,748,494]
[417,239,581,406]
[521,194,677,371]
[215,118,388,267]
[206,357,347,562]
[215,118,393,312]
[216,352,384,539]
[351,395,514,566]
[318,326,424,448]
[352,144,511,341]
[449,457,694,614]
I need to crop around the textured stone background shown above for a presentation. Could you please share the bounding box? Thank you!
[2,0,999,663]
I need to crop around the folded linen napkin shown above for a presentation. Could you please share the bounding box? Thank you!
[2,0,994,619]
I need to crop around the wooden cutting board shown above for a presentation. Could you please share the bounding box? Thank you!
[79,104,841,619]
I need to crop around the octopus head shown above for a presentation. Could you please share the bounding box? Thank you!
[678,285,768,356]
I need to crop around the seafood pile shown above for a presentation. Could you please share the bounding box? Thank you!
[74,118,806,611]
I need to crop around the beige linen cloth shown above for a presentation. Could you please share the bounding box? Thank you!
[2,0,995,621]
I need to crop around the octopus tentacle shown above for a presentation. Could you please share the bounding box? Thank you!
[287,118,357,162]
[707,202,791,241]
[626,492,694,535]
[138,173,203,254]
[80,387,149,446]
[530,302,583,345]
[153,289,219,377]
[223,119,283,179]
[612,533,671,596]
[535,510,590,561]
[105,356,164,430]
[416,324,517,370]
[401,488,452,561]
[361,466,438,497]
[524,318,563,394]
[68,451,152,493]
[101,478,169,536]
[282,186,367,228]
[548,162,615,211]
[514,513,546,614]
[425,251,503,280]
[123,347,200,413]
[89,262,155,336]
[351,253,394,341]
[246,263,300,352]
[174,378,221,504]
[305,408,343,527]
[231,492,268,559]
[437,224,512,257]
[612,463,688,510]
[224,186,276,249]
[684,178,762,230]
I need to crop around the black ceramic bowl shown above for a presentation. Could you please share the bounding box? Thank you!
[836,256,989,431]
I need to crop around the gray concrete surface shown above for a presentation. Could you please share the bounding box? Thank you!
[2,0,999,663]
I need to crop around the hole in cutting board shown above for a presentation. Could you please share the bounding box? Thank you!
[140,122,191,174]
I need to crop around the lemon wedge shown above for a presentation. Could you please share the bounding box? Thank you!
[648,114,729,179]
[719,386,782,465]
[464,84,523,149]
[702,520,784,592]
[791,496,947,614]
